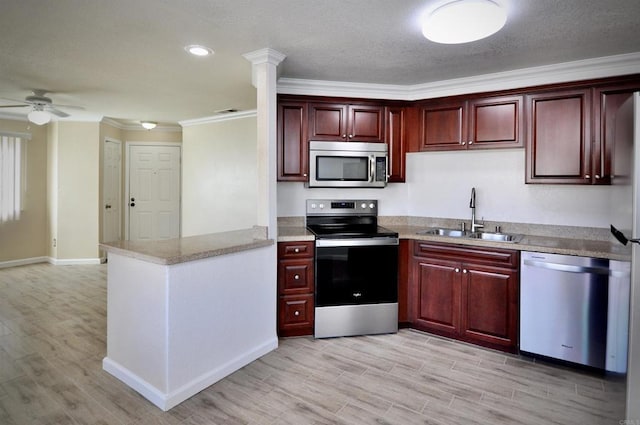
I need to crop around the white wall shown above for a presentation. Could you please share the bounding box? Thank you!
[181,115,258,236]
[278,148,618,229]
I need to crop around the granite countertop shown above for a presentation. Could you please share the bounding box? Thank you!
[277,222,631,261]
[100,226,274,265]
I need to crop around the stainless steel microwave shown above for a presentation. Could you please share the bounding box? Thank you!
[308,141,388,188]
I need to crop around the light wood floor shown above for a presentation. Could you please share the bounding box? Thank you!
[0,263,627,424]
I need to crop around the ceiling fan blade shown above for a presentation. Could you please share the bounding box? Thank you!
[47,107,70,117]
[0,104,29,108]
[51,103,85,110]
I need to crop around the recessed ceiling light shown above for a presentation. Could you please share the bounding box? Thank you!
[185,44,214,57]
[422,0,507,44]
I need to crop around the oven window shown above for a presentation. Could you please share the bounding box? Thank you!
[316,156,368,181]
[315,244,398,307]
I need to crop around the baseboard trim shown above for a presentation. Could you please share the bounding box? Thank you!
[0,256,48,269]
[103,337,278,411]
[48,257,102,266]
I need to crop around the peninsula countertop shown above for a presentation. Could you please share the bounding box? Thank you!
[100,226,274,265]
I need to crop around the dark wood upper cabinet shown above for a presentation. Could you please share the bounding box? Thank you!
[416,95,523,151]
[277,101,309,181]
[468,95,524,149]
[593,84,638,185]
[385,106,406,182]
[309,102,384,142]
[525,89,592,184]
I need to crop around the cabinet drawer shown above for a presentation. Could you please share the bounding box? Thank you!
[413,241,518,269]
[278,294,314,336]
[278,241,314,259]
[278,259,314,294]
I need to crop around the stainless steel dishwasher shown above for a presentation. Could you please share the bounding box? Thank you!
[520,251,630,372]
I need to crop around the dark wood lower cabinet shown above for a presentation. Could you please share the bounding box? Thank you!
[277,241,315,337]
[410,241,519,353]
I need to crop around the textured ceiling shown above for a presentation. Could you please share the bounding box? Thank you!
[0,0,639,125]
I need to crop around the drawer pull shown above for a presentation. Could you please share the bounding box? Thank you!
[294,311,300,316]
[294,248,300,253]
[294,274,300,280]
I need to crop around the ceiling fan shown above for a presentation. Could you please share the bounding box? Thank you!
[0,89,84,125]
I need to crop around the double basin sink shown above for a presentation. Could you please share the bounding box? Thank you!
[417,227,523,243]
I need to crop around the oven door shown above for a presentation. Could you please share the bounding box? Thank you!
[315,238,398,307]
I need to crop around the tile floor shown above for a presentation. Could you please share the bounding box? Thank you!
[0,263,627,424]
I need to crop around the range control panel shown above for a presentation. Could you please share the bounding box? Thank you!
[306,199,378,216]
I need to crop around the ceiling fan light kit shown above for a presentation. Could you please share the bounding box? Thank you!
[141,121,157,130]
[422,0,507,44]
[27,109,51,125]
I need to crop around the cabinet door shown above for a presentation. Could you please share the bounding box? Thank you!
[278,294,314,337]
[277,101,308,181]
[460,265,518,352]
[411,257,460,337]
[308,103,348,141]
[468,95,523,149]
[348,104,385,142]
[526,89,591,184]
[385,106,406,182]
[419,101,467,151]
[278,258,314,295]
[594,85,638,185]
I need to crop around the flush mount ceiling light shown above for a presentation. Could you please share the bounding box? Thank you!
[27,107,51,125]
[140,121,157,130]
[422,0,507,44]
[184,44,214,57]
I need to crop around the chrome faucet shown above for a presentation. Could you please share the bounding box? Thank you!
[470,187,484,232]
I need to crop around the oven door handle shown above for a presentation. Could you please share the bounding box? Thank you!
[316,237,399,248]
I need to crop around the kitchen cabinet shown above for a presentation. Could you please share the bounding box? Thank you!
[385,106,406,182]
[277,241,315,336]
[416,95,523,151]
[398,239,410,325]
[277,100,308,181]
[593,84,639,185]
[525,89,592,184]
[309,102,385,142]
[410,241,519,353]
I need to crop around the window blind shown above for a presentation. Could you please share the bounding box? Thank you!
[0,134,26,223]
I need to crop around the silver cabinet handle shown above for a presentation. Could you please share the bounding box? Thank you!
[463,269,468,274]
[294,311,300,316]
[455,268,460,273]
[468,140,473,145]
[585,174,591,179]
[595,175,601,179]
[294,248,300,253]
[294,274,300,280]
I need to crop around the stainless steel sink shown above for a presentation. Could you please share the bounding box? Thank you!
[468,232,523,243]
[416,228,468,238]
[417,228,523,243]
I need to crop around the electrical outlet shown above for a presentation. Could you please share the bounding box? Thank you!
[53,238,57,248]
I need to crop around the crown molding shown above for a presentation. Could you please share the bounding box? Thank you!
[179,109,257,127]
[101,117,182,132]
[277,52,640,100]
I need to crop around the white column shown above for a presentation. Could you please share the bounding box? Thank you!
[243,48,286,239]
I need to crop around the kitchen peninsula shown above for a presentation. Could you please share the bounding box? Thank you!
[100,228,276,411]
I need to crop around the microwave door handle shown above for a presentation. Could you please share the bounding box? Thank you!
[369,155,375,182]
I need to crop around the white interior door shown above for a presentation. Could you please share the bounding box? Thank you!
[128,144,181,240]
[102,139,122,243]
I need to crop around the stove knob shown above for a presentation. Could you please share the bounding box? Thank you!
[369,203,375,209]
[361,203,367,209]
[310,203,316,209]
[319,203,324,209]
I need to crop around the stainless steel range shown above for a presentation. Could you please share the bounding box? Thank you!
[306,199,399,338]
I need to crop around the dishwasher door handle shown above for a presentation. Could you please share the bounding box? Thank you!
[523,259,629,277]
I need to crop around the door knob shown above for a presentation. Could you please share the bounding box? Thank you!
[105,204,112,209]
[130,202,136,207]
